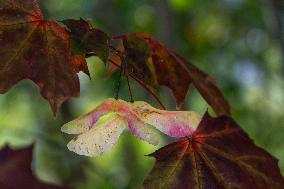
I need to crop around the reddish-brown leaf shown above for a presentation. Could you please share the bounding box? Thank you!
[0,0,83,115]
[0,145,72,189]
[71,55,90,78]
[144,113,284,189]
[171,51,229,116]
[62,18,110,63]
[120,33,230,115]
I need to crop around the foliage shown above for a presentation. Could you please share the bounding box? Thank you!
[0,145,72,189]
[0,0,85,115]
[0,0,283,189]
[144,113,284,189]
[120,32,230,115]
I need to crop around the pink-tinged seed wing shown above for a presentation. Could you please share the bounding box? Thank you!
[61,99,123,134]
[107,100,161,145]
[94,99,160,145]
[126,117,160,145]
[62,98,161,145]
[62,98,201,156]
[132,101,201,137]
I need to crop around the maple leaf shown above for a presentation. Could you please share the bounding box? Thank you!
[113,32,230,115]
[61,98,200,157]
[71,55,90,78]
[0,0,85,115]
[0,145,72,189]
[144,113,284,189]
[62,18,110,63]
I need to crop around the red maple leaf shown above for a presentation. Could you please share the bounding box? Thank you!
[144,113,284,189]
[0,0,87,115]
[0,145,72,189]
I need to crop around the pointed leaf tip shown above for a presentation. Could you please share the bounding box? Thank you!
[72,55,91,78]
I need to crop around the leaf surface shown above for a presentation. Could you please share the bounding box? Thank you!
[62,18,110,63]
[0,145,72,189]
[119,33,230,115]
[71,55,90,78]
[0,0,85,115]
[144,113,284,189]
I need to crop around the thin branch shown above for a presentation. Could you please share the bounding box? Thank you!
[109,45,124,57]
[115,60,123,99]
[85,51,166,110]
[108,59,166,110]
[112,35,126,40]
[126,73,134,102]
[125,62,134,102]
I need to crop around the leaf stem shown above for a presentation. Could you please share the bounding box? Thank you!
[85,51,166,110]
[125,63,134,102]
[111,35,126,40]
[115,59,123,99]
[109,45,124,57]
[108,59,166,110]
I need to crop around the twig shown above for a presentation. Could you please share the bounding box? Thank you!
[125,62,134,102]
[112,35,126,40]
[108,59,166,110]
[85,51,166,109]
[115,59,123,99]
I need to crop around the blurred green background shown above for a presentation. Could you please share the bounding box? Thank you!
[0,0,284,188]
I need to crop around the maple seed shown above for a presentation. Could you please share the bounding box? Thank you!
[61,98,201,157]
